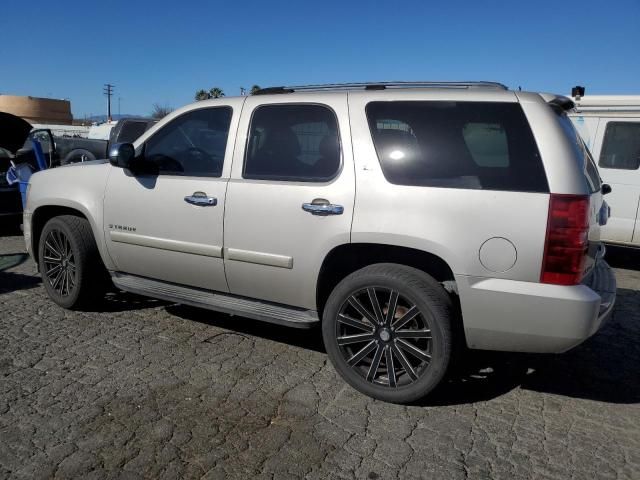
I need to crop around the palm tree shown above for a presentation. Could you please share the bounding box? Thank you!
[195,89,209,101]
[209,87,224,98]
[250,85,261,95]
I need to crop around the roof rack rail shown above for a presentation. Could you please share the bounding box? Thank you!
[253,81,508,95]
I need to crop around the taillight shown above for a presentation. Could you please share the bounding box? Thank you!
[541,194,590,286]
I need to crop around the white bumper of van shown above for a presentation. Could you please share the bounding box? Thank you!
[457,260,616,353]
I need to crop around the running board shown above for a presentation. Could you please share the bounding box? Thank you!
[111,272,319,329]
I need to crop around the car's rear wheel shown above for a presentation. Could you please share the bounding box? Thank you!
[38,215,109,309]
[322,264,453,403]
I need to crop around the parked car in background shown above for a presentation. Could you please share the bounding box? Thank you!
[0,112,38,221]
[49,117,156,164]
[24,82,615,403]
[569,88,640,248]
[1,112,155,221]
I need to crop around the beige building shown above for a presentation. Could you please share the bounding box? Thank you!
[0,95,72,125]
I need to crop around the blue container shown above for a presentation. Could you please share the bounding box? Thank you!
[19,181,29,209]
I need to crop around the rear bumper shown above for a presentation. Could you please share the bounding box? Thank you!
[457,260,616,353]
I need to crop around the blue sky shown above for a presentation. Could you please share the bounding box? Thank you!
[2,0,639,119]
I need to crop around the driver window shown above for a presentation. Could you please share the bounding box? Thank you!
[144,107,232,177]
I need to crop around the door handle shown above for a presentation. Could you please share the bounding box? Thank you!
[302,198,344,216]
[184,191,217,206]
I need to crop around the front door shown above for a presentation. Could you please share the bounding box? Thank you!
[223,94,355,309]
[103,101,243,291]
[592,118,640,245]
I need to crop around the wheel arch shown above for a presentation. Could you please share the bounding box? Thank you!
[316,243,457,316]
[31,204,107,267]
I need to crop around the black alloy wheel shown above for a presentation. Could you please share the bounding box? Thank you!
[323,264,453,403]
[42,228,76,297]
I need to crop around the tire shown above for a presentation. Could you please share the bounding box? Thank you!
[322,264,453,404]
[63,149,96,165]
[38,215,108,309]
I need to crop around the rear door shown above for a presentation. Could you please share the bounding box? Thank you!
[223,93,354,309]
[591,118,640,245]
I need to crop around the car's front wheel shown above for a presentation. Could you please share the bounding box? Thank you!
[322,264,453,404]
[38,215,108,309]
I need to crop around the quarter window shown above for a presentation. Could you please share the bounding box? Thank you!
[144,107,232,177]
[599,122,640,170]
[244,104,341,181]
[366,101,548,192]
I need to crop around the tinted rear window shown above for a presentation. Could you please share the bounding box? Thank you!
[366,101,548,192]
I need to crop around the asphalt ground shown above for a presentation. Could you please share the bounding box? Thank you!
[1,227,639,479]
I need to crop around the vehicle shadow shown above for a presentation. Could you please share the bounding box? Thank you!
[415,285,639,406]
[605,245,640,271]
[166,304,325,353]
[168,288,639,406]
[82,290,170,313]
[0,220,22,237]
[0,253,29,272]
[0,270,41,294]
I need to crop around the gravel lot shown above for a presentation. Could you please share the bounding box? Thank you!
[1,230,639,479]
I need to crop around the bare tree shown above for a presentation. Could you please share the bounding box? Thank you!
[151,103,173,119]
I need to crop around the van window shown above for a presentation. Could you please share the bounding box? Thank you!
[365,101,548,192]
[599,122,640,170]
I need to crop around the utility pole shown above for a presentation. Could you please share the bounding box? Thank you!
[103,83,114,121]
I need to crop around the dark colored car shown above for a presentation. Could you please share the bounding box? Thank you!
[0,112,33,221]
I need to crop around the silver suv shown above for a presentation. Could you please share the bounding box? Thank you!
[23,81,616,403]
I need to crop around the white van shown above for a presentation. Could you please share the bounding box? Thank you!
[569,91,640,247]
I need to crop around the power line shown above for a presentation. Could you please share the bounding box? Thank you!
[103,84,115,121]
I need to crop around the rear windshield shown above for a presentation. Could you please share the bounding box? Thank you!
[554,109,601,193]
[365,101,548,192]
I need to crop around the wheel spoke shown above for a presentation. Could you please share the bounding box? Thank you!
[51,269,64,290]
[348,296,378,327]
[338,313,375,332]
[337,333,375,346]
[367,288,384,325]
[366,344,385,382]
[395,329,431,340]
[52,231,65,257]
[385,345,397,387]
[391,343,418,380]
[45,239,62,259]
[347,340,377,366]
[45,264,63,277]
[385,290,399,326]
[391,305,420,330]
[397,339,431,362]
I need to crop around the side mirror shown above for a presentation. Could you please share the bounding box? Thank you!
[28,129,55,169]
[108,143,135,168]
[601,183,612,195]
